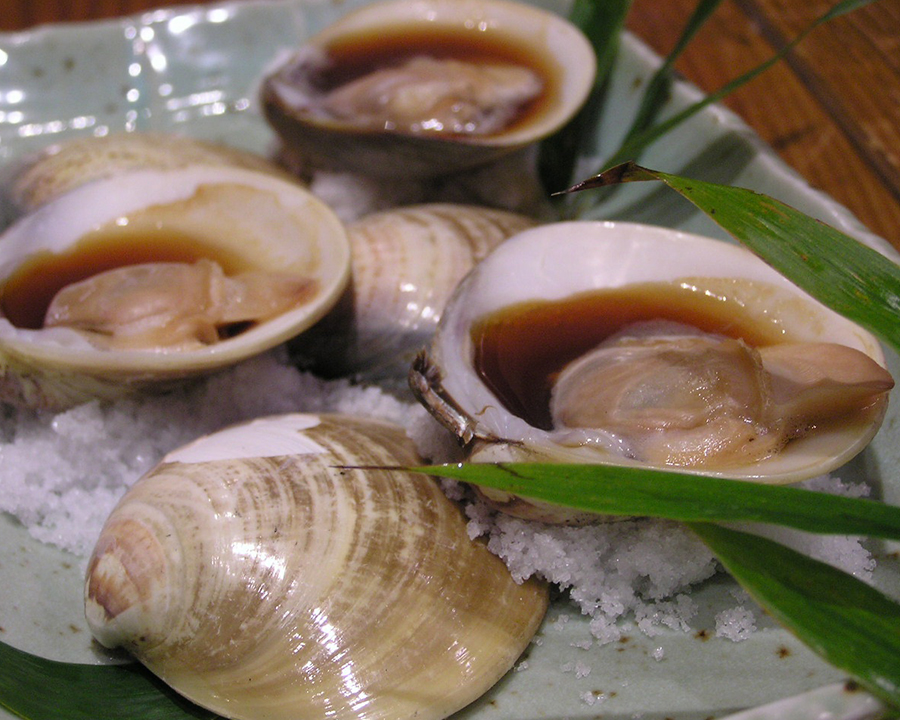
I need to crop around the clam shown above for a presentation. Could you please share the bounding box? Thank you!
[0,164,350,410]
[296,202,537,382]
[84,413,548,720]
[0,133,295,224]
[410,221,893,522]
[260,0,596,178]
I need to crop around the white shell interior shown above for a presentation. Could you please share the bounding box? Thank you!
[274,0,597,146]
[432,221,890,482]
[0,165,350,375]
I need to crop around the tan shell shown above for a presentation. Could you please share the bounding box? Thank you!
[84,413,548,720]
[260,0,596,178]
[411,221,892,522]
[1,133,295,222]
[294,203,537,382]
[0,163,350,410]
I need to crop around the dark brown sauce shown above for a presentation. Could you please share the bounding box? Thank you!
[312,25,560,136]
[471,282,789,430]
[0,226,252,330]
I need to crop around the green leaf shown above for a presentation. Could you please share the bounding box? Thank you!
[689,523,900,708]
[561,162,900,352]
[0,641,219,720]
[415,462,900,539]
[616,0,723,150]
[601,0,880,170]
[417,460,900,708]
[537,0,633,194]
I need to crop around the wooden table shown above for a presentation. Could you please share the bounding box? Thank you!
[3,0,899,251]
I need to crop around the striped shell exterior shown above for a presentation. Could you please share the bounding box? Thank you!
[84,413,548,720]
[295,203,536,381]
[1,133,294,224]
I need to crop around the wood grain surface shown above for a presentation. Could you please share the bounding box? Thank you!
[3,0,899,250]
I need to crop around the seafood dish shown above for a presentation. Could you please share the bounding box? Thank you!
[411,221,892,521]
[0,1,898,719]
[260,0,596,178]
[0,135,350,409]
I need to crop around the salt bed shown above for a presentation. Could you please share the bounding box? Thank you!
[0,346,877,646]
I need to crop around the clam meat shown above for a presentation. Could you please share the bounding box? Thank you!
[261,0,596,178]
[0,163,350,410]
[411,221,893,521]
[84,413,548,720]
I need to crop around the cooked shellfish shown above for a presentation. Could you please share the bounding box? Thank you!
[260,0,596,178]
[411,221,893,521]
[84,413,548,720]
[296,202,537,382]
[0,164,350,410]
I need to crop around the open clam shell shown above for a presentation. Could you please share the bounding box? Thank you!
[411,221,892,521]
[84,413,548,720]
[0,164,350,410]
[0,133,296,224]
[260,0,596,178]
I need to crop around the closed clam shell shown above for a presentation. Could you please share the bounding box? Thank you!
[260,0,596,178]
[0,164,350,410]
[84,413,548,720]
[411,221,893,522]
[295,203,536,382]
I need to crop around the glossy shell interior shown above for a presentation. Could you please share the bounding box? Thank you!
[260,0,596,178]
[415,221,890,484]
[0,164,350,409]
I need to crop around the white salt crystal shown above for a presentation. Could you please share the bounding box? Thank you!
[439,478,467,502]
[580,690,608,707]
[0,348,434,557]
[310,170,426,223]
[470,502,720,644]
[635,594,698,637]
[733,474,876,582]
[307,148,548,224]
[588,615,622,645]
[562,661,593,679]
[715,606,758,642]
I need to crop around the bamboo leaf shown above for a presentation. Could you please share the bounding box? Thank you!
[617,0,722,147]
[538,0,633,193]
[601,0,880,170]
[561,162,900,352]
[689,523,900,709]
[414,462,900,539]
[417,460,900,708]
[0,641,219,720]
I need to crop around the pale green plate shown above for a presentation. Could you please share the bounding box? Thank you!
[0,2,898,719]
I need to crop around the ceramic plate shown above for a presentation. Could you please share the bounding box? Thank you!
[0,1,898,718]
